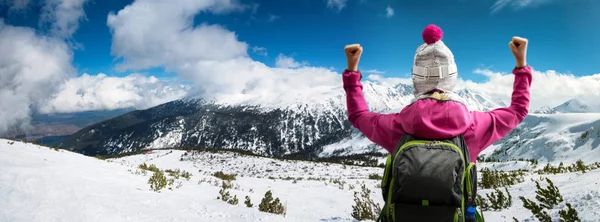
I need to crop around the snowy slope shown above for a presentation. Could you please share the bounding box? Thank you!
[3,139,600,222]
[485,113,600,165]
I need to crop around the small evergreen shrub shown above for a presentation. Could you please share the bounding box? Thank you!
[245,196,253,207]
[536,160,599,175]
[181,171,192,180]
[477,187,512,211]
[368,173,382,180]
[258,190,286,215]
[558,203,581,222]
[139,163,161,173]
[351,184,381,221]
[165,169,181,179]
[212,171,236,181]
[519,177,580,222]
[228,195,239,205]
[148,170,167,192]
[479,168,525,189]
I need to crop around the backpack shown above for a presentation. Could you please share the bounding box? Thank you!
[376,133,485,222]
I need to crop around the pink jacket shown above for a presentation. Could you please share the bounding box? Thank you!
[342,66,532,162]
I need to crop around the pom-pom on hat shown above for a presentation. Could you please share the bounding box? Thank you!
[422,24,443,44]
[412,24,458,97]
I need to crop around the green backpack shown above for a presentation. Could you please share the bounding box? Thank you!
[377,133,485,222]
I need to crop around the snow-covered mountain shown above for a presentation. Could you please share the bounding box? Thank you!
[56,81,504,158]
[456,88,507,112]
[534,98,599,114]
[2,139,600,221]
[555,99,592,113]
[480,113,600,164]
[51,78,600,163]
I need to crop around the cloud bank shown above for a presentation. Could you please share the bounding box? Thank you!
[0,19,74,134]
[39,73,190,113]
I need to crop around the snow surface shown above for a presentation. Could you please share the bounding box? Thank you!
[2,139,600,222]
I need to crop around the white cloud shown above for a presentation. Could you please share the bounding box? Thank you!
[107,0,340,100]
[267,14,280,22]
[385,6,394,18]
[107,0,249,72]
[39,73,190,113]
[458,68,600,111]
[275,54,307,69]
[252,46,268,56]
[490,0,556,13]
[326,0,347,11]
[0,20,75,135]
[0,0,31,11]
[40,0,89,39]
[364,69,386,74]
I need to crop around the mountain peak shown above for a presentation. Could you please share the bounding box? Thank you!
[455,88,507,111]
[554,98,591,113]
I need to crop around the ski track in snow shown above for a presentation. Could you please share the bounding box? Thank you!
[2,139,600,222]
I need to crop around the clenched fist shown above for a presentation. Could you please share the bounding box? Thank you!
[344,44,363,71]
[509,36,528,67]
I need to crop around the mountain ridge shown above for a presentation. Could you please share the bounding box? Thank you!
[47,81,600,163]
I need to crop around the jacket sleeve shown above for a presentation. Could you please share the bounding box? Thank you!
[467,66,533,153]
[342,70,404,153]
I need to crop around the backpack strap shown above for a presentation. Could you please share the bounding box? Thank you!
[452,134,479,209]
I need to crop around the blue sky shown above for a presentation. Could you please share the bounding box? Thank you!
[2,0,599,83]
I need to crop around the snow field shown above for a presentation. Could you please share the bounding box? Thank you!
[2,139,600,222]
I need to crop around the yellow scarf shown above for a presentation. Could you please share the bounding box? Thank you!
[429,91,450,101]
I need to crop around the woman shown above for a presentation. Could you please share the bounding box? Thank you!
[342,24,532,162]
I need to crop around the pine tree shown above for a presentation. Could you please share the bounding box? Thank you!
[259,190,286,215]
[535,178,563,209]
[575,160,586,173]
[520,177,580,222]
[476,194,491,211]
[351,184,381,220]
[520,196,552,222]
[505,187,513,208]
[558,162,565,173]
[558,203,581,222]
[244,196,253,207]
[228,195,239,205]
[485,187,512,211]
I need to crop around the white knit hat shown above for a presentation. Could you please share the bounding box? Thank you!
[412,24,458,97]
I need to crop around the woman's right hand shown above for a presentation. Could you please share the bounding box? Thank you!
[509,36,528,67]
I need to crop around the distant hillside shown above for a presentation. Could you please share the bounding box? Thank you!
[2,108,133,142]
